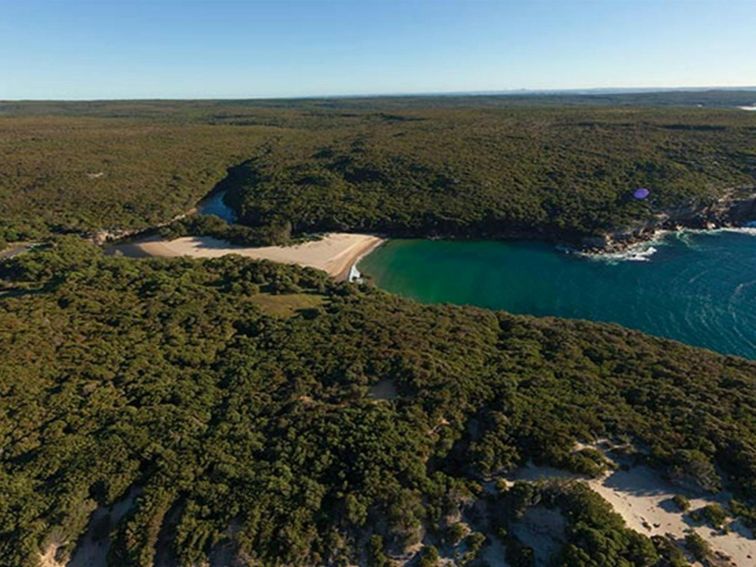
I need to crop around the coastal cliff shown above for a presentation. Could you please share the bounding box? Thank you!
[580,186,756,252]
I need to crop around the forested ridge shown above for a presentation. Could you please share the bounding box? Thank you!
[1,97,755,249]
[1,240,754,566]
[225,106,756,242]
[0,116,278,244]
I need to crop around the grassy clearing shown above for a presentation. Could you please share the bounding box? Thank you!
[249,292,325,318]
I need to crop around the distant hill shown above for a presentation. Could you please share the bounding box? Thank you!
[3,88,756,115]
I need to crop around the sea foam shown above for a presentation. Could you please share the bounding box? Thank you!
[676,225,756,237]
[573,223,756,264]
[581,244,659,264]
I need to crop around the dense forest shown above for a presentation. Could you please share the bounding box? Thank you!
[1,94,755,247]
[1,239,754,566]
[0,116,276,243]
[224,106,756,241]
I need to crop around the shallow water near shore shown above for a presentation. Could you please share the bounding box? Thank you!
[359,230,756,359]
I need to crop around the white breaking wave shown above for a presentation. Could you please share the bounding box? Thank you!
[570,223,756,264]
[721,226,756,236]
[676,225,756,237]
[737,105,756,111]
[573,231,668,263]
[581,243,660,264]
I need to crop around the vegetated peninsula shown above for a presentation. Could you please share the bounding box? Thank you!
[0,93,755,566]
[1,239,754,566]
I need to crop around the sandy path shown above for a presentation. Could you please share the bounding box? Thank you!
[37,487,141,567]
[108,233,384,281]
[0,242,38,260]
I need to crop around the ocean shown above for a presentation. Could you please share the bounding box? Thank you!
[358,229,756,359]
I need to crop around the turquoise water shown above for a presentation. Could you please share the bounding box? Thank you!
[358,230,756,359]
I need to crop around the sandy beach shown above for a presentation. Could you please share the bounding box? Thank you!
[108,233,384,281]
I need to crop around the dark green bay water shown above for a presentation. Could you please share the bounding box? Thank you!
[358,230,756,359]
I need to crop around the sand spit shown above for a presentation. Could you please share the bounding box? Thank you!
[108,233,384,281]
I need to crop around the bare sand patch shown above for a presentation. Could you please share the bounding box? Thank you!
[588,466,753,566]
[38,544,65,567]
[0,241,39,260]
[249,293,324,318]
[511,506,566,566]
[36,488,140,567]
[108,233,384,281]
[66,487,141,567]
[509,458,755,566]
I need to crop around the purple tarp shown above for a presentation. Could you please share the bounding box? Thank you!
[633,188,650,200]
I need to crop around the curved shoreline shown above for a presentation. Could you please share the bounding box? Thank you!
[91,178,756,257]
[343,238,387,282]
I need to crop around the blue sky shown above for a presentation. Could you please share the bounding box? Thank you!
[1,0,755,99]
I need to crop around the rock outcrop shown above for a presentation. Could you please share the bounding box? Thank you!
[581,186,756,253]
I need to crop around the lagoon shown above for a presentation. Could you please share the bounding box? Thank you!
[358,230,756,359]
[197,190,237,223]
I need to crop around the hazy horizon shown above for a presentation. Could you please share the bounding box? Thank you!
[2,0,755,100]
[3,85,756,103]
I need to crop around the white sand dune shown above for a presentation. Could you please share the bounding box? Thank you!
[108,233,384,281]
[511,506,566,565]
[511,460,755,566]
[589,466,752,567]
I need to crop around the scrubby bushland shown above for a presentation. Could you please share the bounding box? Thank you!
[159,214,293,247]
[492,481,659,566]
[226,107,756,241]
[0,116,276,241]
[1,102,755,247]
[0,239,753,565]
